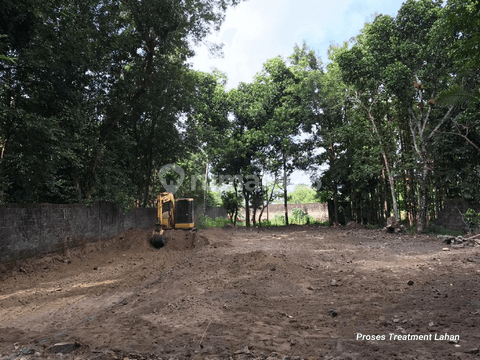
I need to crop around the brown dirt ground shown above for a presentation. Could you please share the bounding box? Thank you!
[1,226,480,360]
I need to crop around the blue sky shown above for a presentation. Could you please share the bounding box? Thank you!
[190,0,407,187]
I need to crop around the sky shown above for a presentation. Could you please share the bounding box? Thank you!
[190,0,407,188]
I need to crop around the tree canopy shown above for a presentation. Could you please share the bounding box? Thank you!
[1,0,479,232]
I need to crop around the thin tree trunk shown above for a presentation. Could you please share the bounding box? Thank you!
[258,178,277,226]
[0,141,6,202]
[244,189,250,228]
[282,152,289,226]
[417,158,429,232]
[333,186,339,224]
[367,110,399,221]
[233,181,238,227]
[329,142,339,224]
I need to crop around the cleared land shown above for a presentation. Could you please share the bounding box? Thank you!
[1,226,480,359]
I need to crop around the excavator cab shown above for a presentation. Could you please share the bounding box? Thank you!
[175,198,194,229]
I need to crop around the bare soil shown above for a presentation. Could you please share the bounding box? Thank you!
[1,226,480,360]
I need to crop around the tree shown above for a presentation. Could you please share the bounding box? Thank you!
[211,82,265,227]
[254,49,317,225]
[221,189,242,226]
[0,0,244,205]
[337,0,459,231]
[288,184,321,204]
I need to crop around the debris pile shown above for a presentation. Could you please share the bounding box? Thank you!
[438,234,480,248]
[383,217,406,233]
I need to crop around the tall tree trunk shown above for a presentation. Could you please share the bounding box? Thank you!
[0,141,6,202]
[333,185,339,224]
[244,189,250,228]
[204,160,209,214]
[329,142,339,224]
[378,181,385,223]
[351,191,355,223]
[408,170,416,226]
[360,195,363,225]
[233,181,238,227]
[366,110,399,221]
[434,161,440,221]
[355,194,359,223]
[258,179,277,226]
[382,152,399,220]
[417,157,429,232]
[407,85,455,232]
[282,152,289,226]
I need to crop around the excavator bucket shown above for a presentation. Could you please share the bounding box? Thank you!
[151,232,166,249]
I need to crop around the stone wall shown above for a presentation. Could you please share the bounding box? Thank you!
[0,202,157,264]
[435,199,480,232]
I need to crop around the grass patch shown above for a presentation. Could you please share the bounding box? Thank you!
[196,215,232,229]
[196,213,329,229]
[260,212,329,227]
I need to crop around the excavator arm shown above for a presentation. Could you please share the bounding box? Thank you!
[156,192,176,230]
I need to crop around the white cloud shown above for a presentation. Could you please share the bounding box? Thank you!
[189,0,405,185]
[190,0,404,90]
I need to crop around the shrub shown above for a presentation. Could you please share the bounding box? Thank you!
[196,214,239,229]
[260,211,328,227]
[463,208,480,233]
[290,208,316,225]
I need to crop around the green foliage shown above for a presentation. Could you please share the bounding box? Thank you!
[260,211,326,227]
[290,208,316,225]
[196,215,234,229]
[288,184,321,204]
[1,0,479,240]
[463,208,480,233]
[221,190,243,223]
[261,214,287,227]
[0,0,243,205]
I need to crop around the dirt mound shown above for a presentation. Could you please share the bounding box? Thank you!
[198,227,232,242]
[197,227,234,248]
[162,230,209,251]
[0,228,152,276]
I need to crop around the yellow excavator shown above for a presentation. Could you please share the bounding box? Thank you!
[151,192,195,248]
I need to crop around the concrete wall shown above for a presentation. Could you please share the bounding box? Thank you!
[194,206,228,220]
[240,202,329,222]
[435,199,480,232]
[0,202,157,264]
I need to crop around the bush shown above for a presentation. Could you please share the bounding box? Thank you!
[261,214,286,227]
[196,215,231,229]
[291,208,316,225]
[464,208,480,233]
[259,212,328,227]
[260,215,284,227]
